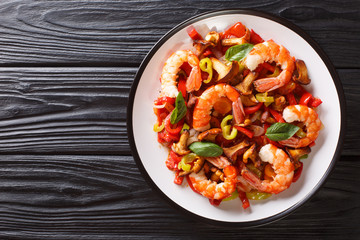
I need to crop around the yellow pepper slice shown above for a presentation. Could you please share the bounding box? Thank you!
[255,93,274,107]
[223,190,239,201]
[153,122,164,132]
[199,58,213,84]
[178,153,197,172]
[296,128,307,138]
[221,115,238,140]
[181,123,190,134]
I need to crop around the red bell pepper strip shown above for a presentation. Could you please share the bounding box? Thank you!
[203,48,213,57]
[299,92,313,106]
[268,108,285,123]
[234,126,254,138]
[174,171,184,185]
[250,29,264,44]
[154,96,175,106]
[164,113,183,135]
[292,162,303,182]
[286,93,297,105]
[244,102,263,115]
[187,27,203,40]
[242,69,250,77]
[223,22,246,38]
[177,77,187,99]
[238,191,250,209]
[309,97,322,107]
[261,62,275,73]
[209,199,222,206]
[180,62,192,77]
[165,150,182,170]
[294,84,307,96]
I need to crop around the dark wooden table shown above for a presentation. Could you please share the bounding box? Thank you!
[0,0,359,239]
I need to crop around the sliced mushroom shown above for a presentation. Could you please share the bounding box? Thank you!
[172,130,191,155]
[272,95,286,112]
[210,57,239,83]
[240,94,258,107]
[293,59,311,85]
[243,144,257,165]
[205,31,220,45]
[285,147,311,169]
[221,27,250,46]
[193,40,214,58]
[223,140,249,162]
[235,71,259,95]
[198,128,222,142]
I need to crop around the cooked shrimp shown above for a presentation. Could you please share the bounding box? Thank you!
[205,156,231,169]
[189,165,237,200]
[279,105,322,148]
[241,144,294,194]
[244,40,295,92]
[160,50,202,98]
[193,83,240,131]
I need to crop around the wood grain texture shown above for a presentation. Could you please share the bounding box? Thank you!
[0,155,358,239]
[0,68,357,155]
[0,0,358,68]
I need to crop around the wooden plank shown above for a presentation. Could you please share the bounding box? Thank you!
[0,68,357,155]
[0,0,358,68]
[0,154,358,239]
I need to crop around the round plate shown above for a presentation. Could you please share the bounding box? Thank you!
[127,9,346,227]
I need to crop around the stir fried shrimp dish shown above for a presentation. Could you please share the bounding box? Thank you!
[153,22,323,208]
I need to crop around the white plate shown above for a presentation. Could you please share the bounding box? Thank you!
[127,9,346,226]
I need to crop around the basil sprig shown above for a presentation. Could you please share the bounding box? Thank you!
[225,43,254,62]
[189,142,223,157]
[265,123,300,141]
[170,92,187,124]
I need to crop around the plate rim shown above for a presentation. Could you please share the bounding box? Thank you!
[126,8,346,227]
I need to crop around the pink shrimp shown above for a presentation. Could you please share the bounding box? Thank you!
[160,50,202,98]
[279,105,322,148]
[244,40,295,92]
[241,144,294,194]
[193,83,240,131]
[189,165,237,200]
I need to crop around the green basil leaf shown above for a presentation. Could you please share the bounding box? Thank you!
[170,92,187,124]
[189,142,223,157]
[225,43,254,62]
[265,123,300,141]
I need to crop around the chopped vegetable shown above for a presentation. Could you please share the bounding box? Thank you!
[221,115,238,140]
[199,58,213,83]
[246,190,272,200]
[153,122,165,132]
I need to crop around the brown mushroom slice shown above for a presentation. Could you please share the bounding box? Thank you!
[205,31,220,45]
[172,130,191,155]
[198,128,222,142]
[243,144,257,164]
[210,57,239,83]
[240,94,258,107]
[272,95,286,112]
[293,59,311,85]
[193,40,213,58]
[285,147,311,169]
[235,71,259,95]
[223,140,249,162]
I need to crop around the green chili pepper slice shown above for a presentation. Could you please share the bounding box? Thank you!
[266,66,280,78]
[153,122,165,132]
[246,163,263,179]
[178,153,197,172]
[221,115,238,140]
[246,190,272,200]
[199,58,213,84]
[222,190,239,201]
